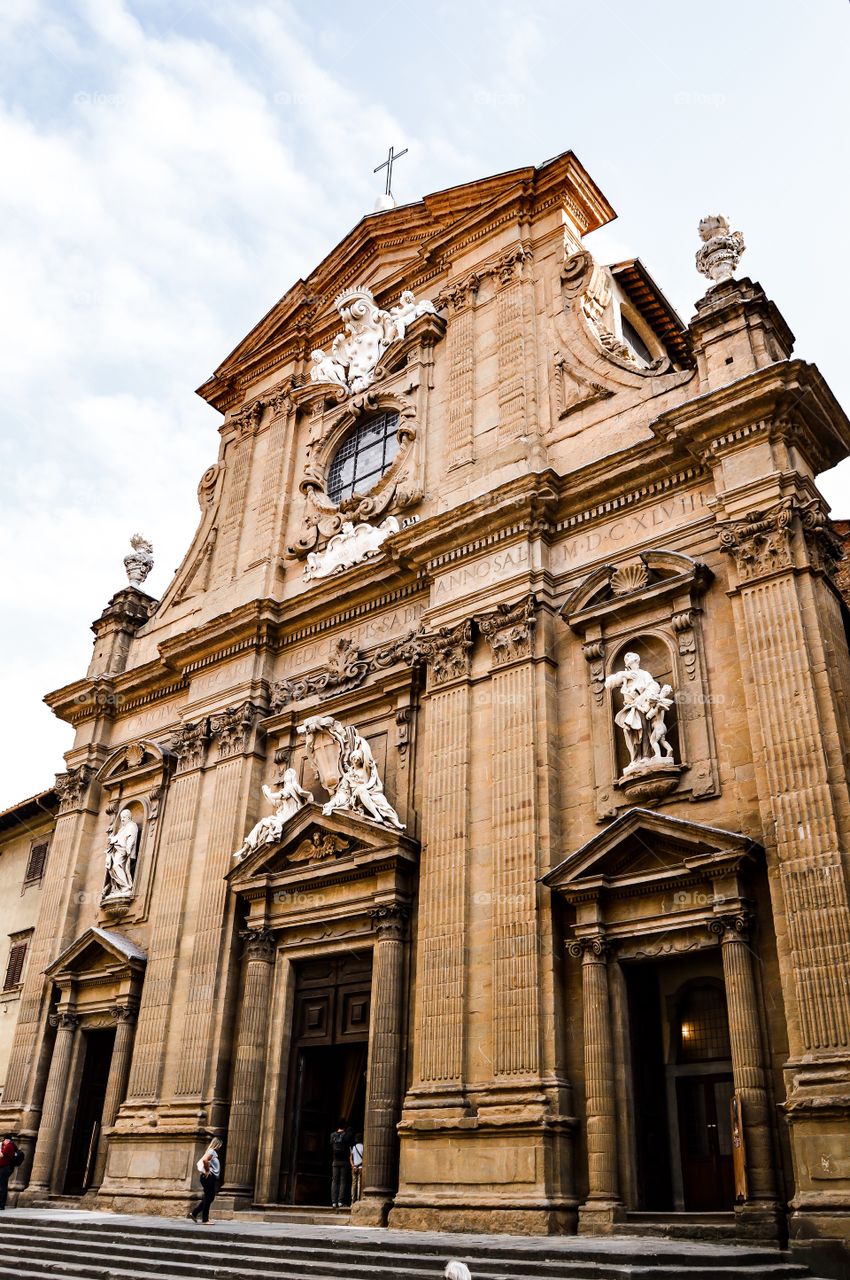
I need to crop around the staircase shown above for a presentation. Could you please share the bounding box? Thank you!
[0,1208,833,1280]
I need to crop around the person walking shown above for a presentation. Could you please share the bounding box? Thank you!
[349,1133,364,1203]
[329,1120,352,1208]
[189,1137,222,1223]
[0,1134,23,1210]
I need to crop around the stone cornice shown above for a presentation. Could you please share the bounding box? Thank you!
[649,359,850,475]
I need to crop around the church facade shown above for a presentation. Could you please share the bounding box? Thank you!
[2,153,850,1266]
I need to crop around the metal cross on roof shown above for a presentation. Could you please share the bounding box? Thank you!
[374,145,408,198]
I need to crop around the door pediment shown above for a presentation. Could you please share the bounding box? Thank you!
[45,926,147,983]
[227,802,418,893]
[543,807,757,899]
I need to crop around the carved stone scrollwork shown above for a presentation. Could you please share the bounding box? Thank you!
[671,610,698,681]
[197,463,222,508]
[240,927,276,963]
[369,904,409,940]
[48,1011,81,1031]
[475,596,536,666]
[437,273,480,315]
[395,706,414,767]
[210,701,261,759]
[797,497,844,576]
[567,934,610,960]
[271,638,371,711]
[170,720,209,773]
[54,766,94,814]
[706,911,752,943]
[583,640,606,705]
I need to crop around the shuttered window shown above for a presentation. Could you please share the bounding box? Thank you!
[3,942,28,990]
[24,842,48,885]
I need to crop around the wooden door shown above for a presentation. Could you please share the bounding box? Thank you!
[676,1073,735,1210]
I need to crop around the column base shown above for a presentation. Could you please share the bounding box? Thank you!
[350,1194,392,1226]
[214,1187,256,1214]
[734,1201,785,1243]
[578,1199,626,1233]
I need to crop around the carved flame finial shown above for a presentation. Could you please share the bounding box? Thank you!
[124,534,154,587]
[695,215,745,286]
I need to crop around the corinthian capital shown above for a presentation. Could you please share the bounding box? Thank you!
[369,904,409,940]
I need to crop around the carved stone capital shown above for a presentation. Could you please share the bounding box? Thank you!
[49,1011,81,1032]
[706,911,752,943]
[567,933,610,960]
[230,399,264,437]
[375,620,473,686]
[718,500,794,582]
[494,244,532,285]
[210,701,262,759]
[110,1004,138,1025]
[438,273,480,315]
[475,595,536,666]
[54,766,95,814]
[370,905,409,940]
[170,720,209,773]
[240,927,276,963]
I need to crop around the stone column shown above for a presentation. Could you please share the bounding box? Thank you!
[222,928,276,1204]
[569,936,623,1229]
[353,907,408,1226]
[26,1012,79,1195]
[91,1005,138,1189]
[707,913,780,1217]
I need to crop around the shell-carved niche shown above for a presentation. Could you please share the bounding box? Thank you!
[287,390,420,560]
[561,549,718,819]
[95,739,174,921]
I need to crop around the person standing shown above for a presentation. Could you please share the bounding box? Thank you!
[349,1133,364,1203]
[0,1134,22,1210]
[329,1121,351,1208]
[189,1137,222,1223]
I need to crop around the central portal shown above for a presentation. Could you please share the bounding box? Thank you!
[279,951,372,1205]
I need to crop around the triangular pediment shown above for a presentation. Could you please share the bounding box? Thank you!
[45,926,147,981]
[198,152,615,411]
[227,802,418,891]
[543,808,757,894]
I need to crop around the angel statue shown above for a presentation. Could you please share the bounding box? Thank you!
[605,652,675,773]
[232,768,313,860]
[299,715,405,831]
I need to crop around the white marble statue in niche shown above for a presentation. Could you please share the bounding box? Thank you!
[298,714,405,832]
[309,286,436,395]
[304,515,400,581]
[103,808,140,900]
[233,768,314,861]
[605,652,676,774]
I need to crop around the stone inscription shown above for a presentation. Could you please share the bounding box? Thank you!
[552,491,709,574]
[432,543,530,604]
[284,601,427,673]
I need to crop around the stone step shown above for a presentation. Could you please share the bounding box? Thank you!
[0,1212,829,1280]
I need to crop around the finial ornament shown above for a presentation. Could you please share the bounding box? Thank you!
[695,215,745,286]
[124,534,154,587]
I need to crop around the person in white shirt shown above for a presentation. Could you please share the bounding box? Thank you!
[189,1137,222,1223]
[349,1133,364,1203]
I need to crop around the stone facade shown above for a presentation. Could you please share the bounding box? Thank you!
[2,152,850,1270]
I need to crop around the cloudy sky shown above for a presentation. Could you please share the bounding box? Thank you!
[2,0,848,809]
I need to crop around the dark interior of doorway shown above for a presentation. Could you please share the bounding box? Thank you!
[64,1026,115,1194]
[287,1042,367,1205]
[626,964,735,1212]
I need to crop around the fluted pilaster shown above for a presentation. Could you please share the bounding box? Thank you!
[92,1006,137,1188]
